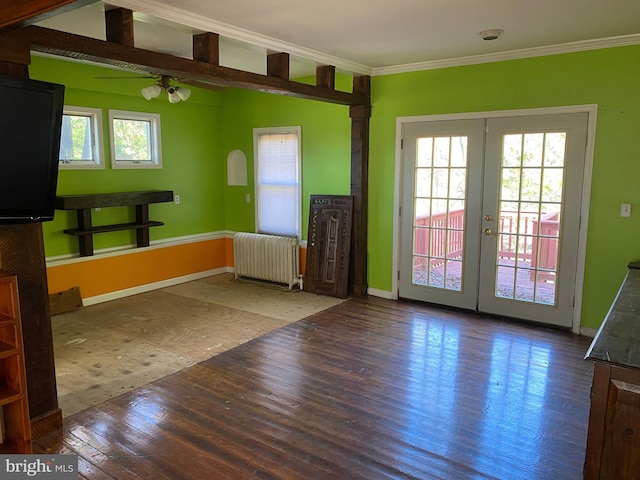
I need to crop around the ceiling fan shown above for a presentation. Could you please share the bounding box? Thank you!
[95,74,191,103]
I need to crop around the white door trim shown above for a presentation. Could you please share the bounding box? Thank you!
[392,104,598,334]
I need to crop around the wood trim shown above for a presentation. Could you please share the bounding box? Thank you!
[0,0,98,30]
[9,26,369,106]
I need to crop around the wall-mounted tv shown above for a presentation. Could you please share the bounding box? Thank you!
[0,74,65,224]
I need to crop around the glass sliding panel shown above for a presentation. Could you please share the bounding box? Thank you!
[494,131,568,306]
[411,135,468,292]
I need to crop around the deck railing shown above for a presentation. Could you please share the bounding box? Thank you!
[414,209,464,268]
[414,209,560,275]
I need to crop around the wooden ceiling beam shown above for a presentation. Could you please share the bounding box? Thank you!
[105,7,134,47]
[267,52,289,80]
[193,32,219,66]
[0,0,98,30]
[316,65,336,90]
[0,34,31,66]
[9,25,369,106]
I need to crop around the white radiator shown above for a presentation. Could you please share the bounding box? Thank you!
[233,232,300,290]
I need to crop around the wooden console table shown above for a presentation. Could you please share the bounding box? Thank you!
[584,263,640,479]
[56,190,173,256]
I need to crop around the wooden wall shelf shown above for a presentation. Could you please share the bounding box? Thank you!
[56,190,173,257]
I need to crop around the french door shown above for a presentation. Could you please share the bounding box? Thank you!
[398,113,588,327]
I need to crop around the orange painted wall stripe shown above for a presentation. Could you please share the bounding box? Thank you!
[47,237,308,299]
[47,238,227,298]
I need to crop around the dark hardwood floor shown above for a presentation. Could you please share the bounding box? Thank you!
[35,296,594,479]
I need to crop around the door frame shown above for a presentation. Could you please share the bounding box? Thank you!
[392,105,598,334]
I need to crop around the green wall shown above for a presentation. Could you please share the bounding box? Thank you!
[219,79,351,237]
[29,56,227,256]
[30,44,640,329]
[368,45,640,329]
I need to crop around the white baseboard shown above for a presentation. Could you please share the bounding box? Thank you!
[82,267,230,306]
[579,327,598,338]
[367,287,395,300]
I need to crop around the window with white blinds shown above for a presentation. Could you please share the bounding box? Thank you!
[253,127,301,237]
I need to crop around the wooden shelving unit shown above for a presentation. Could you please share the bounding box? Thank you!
[56,190,174,256]
[0,271,32,454]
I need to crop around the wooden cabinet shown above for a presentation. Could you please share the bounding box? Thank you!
[584,264,640,479]
[0,271,32,453]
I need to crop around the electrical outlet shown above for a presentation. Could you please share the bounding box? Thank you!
[174,194,180,205]
[94,207,101,212]
[621,203,631,217]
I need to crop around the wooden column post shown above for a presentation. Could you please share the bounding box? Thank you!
[0,33,62,439]
[349,75,371,297]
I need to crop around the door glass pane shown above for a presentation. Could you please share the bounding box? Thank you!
[412,136,468,292]
[495,131,567,305]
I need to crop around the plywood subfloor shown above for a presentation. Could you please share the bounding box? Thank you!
[52,273,345,417]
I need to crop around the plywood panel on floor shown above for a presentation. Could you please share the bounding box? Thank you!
[52,273,345,416]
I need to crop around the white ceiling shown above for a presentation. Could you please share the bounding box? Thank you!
[37,0,640,77]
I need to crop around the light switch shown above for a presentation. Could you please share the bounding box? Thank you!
[621,203,631,217]
[245,194,251,203]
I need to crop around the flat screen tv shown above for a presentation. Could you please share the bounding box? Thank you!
[0,74,65,224]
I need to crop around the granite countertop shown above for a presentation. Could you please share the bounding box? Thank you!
[585,264,640,369]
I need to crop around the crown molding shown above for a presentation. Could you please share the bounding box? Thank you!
[372,34,640,76]
[100,1,640,78]
[107,0,373,76]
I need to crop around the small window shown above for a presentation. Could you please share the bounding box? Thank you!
[254,127,301,237]
[109,110,162,169]
[59,106,104,169]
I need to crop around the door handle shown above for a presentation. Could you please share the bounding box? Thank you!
[484,214,493,221]
[483,228,494,235]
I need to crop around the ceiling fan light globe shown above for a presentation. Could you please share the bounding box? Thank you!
[167,87,181,103]
[141,83,162,100]
[150,84,162,98]
[176,87,191,101]
[141,86,154,100]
